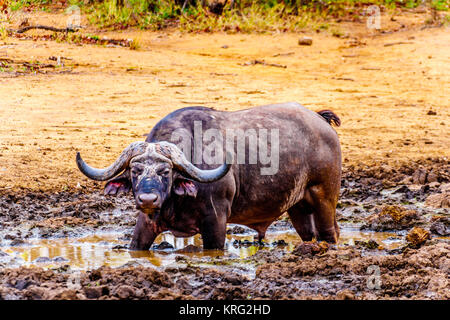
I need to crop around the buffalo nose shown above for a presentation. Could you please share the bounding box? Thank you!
[138,193,158,206]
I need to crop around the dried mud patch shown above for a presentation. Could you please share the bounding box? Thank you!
[0,242,448,300]
[338,158,449,233]
[0,191,136,240]
[254,242,449,299]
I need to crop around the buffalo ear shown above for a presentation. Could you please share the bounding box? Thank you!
[104,172,131,196]
[173,178,198,198]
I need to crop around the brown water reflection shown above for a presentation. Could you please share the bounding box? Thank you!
[1,226,406,270]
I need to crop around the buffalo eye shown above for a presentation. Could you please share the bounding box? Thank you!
[159,168,170,177]
[131,167,143,176]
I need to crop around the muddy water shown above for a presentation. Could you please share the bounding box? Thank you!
[0,225,405,271]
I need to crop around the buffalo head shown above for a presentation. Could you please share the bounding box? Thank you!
[76,141,231,214]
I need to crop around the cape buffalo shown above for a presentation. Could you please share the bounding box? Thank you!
[76,102,341,250]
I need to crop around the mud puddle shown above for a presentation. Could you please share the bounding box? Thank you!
[0,225,407,271]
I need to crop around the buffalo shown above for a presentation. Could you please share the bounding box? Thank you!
[76,102,341,250]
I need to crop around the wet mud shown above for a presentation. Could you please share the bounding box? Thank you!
[0,159,448,299]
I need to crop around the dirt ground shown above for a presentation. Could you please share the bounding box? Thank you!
[0,8,448,192]
[0,7,449,300]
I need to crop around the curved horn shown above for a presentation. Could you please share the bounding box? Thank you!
[76,141,148,181]
[158,142,231,183]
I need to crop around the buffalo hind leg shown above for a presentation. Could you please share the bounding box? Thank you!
[307,185,339,243]
[287,201,315,242]
[129,212,159,250]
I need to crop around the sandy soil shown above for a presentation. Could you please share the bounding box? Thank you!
[0,8,448,192]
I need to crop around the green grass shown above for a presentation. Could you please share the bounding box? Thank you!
[431,0,449,11]
[8,0,50,11]
[4,0,449,32]
[0,26,8,40]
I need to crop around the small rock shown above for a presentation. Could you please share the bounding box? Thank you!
[426,171,438,183]
[336,289,355,300]
[115,285,135,299]
[298,37,313,46]
[15,279,34,290]
[84,286,109,299]
[33,256,52,264]
[176,245,202,253]
[112,244,128,250]
[406,227,430,248]
[293,241,329,256]
[226,225,248,234]
[155,241,174,250]
[52,256,69,263]
[52,289,80,300]
[9,239,26,246]
[120,260,143,268]
[355,239,380,249]
[4,234,16,240]
[425,193,450,208]
[89,269,102,281]
[430,222,449,236]
[271,239,288,247]
[412,168,427,185]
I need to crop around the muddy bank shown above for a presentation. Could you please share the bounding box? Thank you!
[0,159,449,299]
[0,241,448,300]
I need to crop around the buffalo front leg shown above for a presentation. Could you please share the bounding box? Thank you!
[129,212,160,250]
[200,198,229,249]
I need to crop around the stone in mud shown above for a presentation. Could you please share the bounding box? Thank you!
[226,225,248,235]
[112,244,128,250]
[52,289,82,300]
[292,241,329,256]
[362,205,420,231]
[430,222,449,236]
[412,168,428,185]
[84,286,109,299]
[52,256,69,263]
[155,241,174,250]
[425,192,450,208]
[4,234,17,240]
[115,285,135,299]
[427,171,439,183]
[89,269,102,281]
[120,260,144,268]
[406,227,431,248]
[272,239,288,247]
[9,239,26,246]
[429,216,450,236]
[298,37,313,46]
[336,289,355,300]
[354,239,380,250]
[33,256,52,264]
[176,245,202,253]
[14,279,34,290]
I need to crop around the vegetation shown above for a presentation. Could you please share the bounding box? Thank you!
[2,0,449,32]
